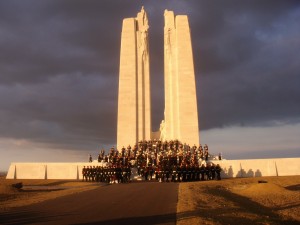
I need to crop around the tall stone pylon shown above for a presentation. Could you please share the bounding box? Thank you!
[117,7,151,150]
[117,8,199,149]
[161,10,200,146]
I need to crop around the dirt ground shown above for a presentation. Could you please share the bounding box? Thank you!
[0,176,100,212]
[1,176,300,225]
[177,176,300,225]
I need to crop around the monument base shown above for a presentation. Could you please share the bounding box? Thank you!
[6,158,300,180]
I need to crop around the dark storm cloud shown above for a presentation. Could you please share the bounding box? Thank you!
[0,0,299,151]
[188,1,300,129]
[0,1,121,84]
[0,74,118,148]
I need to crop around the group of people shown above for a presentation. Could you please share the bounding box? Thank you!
[82,162,222,183]
[137,162,222,182]
[91,140,222,166]
[84,139,223,184]
[82,165,131,184]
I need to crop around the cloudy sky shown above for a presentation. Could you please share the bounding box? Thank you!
[1,0,299,171]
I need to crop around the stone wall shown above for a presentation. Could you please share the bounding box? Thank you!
[217,158,300,178]
[6,162,105,180]
[6,158,300,179]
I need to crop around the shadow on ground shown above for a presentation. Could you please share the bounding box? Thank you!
[0,210,176,225]
[72,213,176,225]
[177,186,299,225]
[285,184,300,191]
[0,210,70,225]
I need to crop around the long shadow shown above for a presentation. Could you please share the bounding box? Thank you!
[72,213,176,225]
[0,209,70,225]
[177,187,299,225]
[40,180,72,186]
[177,209,267,225]
[0,210,176,225]
[285,184,300,191]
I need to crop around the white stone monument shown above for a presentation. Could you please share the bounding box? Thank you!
[117,8,199,149]
[162,10,199,146]
[117,7,151,150]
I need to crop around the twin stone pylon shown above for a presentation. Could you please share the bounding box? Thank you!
[117,7,199,150]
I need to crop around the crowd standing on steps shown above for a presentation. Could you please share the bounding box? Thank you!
[83,139,223,184]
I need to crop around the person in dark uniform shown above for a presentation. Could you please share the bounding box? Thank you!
[105,166,110,183]
[95,166,100,182]
[200,164,205,181]
[155,165,160,181]
[99,166,104,182]
[182,164,187,182]
[186,164,191,182]
[177,165,182,182]
[89,154,93,162]
[82,166,87,181]
[126,166,131,182]
[165,166,170,182]
[211,164,216,180]
[204,150,208,161]
[144,166,149,181]
[116,165,122,183]
[87,166,92,181]
[92,166,96,181]
[190,164,195,181]
[105,166,108,182]
[138,165,143,179]
[204,144,209,161]
[160,166,165,182]
[205,164,211,180]
[104,155,108,163]
[216,164,222,180]
[171,165,177,182]
[149,165,154,180]
[107,166,111,183]
[195,164,200,181]
[111,165,116,184]
[204,144,208,151]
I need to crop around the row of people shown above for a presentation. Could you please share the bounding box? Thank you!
[82,165,131,184]
[82,162,222,184]
[139,163,222,182]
